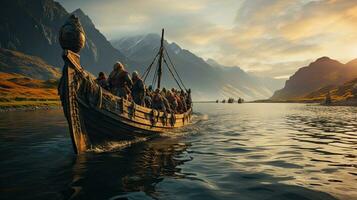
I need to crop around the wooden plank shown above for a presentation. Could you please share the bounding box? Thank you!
[77,98,189,129]
[120,105,188,126]
[110,100,191,128]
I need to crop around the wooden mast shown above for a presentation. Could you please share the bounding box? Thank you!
[157,29,164,89]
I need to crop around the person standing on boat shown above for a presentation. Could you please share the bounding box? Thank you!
[166,90,178,112]
[161,88,172,112]
[131,71,145,106]
[108,62,133,99]
[95,72,109,90]
[152,89,166,112]
[175,91,186,113]
[143,86,153,108]
[180,90,188,112]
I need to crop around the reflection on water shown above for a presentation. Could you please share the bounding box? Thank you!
[68,138,191,200]
[0,104,356,200]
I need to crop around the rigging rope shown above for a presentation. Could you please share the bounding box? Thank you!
[163,47,188,91]
[163,57,183,90]
[142,51,160,82]
[140,43,188,91]
[151,62,159,87]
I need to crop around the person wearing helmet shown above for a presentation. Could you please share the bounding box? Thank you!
[131,71,145,106]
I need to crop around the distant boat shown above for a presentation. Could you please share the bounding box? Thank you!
[58,15,192,154]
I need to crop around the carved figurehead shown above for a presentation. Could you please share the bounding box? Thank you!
[59,14,86,53]
[58,14,89,154]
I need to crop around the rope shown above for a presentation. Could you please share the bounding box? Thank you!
[96,86,102,109]
[141,44,188,91]
[163,47,188,91]
[151,62,159,87]
[163,57,183,90]
[142,51,160,82]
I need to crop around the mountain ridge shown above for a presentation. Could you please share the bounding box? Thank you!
[0,0,284,100]
[271,56,357,100]
[112,34,284,100]
[0,0,134,74]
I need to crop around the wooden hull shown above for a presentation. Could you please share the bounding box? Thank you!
[58,50,192,154]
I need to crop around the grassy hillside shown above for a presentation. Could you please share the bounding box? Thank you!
[300,78,357,104]
[256,78,357,106]
[0,72,59,108]
[0,48,61,80]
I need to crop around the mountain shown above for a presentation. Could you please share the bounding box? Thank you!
[0,0,283,100]
[112,34,284,100]
[271,57,357,100]
[0,48,60,80]
[0,0,133,74]
[206,58,224,68]
[71,9,134,73]
[205,58,285,98]
[0,0,67,67]
[112,34,220,100]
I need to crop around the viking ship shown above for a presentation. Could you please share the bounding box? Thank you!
[58,15,192,154]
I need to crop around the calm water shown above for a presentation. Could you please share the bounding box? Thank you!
[0,103,356,200]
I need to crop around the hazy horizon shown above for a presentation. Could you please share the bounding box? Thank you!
[57,0,357,79]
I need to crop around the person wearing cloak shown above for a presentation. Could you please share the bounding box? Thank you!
[108,62,133,99]
[131,71,145,106]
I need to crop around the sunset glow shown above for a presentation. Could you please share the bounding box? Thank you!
[58,0,357,78]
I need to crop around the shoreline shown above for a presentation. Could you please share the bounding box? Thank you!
[251,98,357,106]
[0,100,61,112]
[1,99,356,112]
[195,100,357,106]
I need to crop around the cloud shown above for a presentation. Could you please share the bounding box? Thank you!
[204,0,357,77]
[245,59,313,78]
[57,0,357,78]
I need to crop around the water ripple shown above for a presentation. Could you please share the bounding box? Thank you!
[0,104,356,199]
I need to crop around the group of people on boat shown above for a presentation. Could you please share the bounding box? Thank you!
[95,61,192,114]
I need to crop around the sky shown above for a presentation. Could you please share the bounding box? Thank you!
[57,0,357,79]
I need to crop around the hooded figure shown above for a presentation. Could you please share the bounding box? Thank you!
[95,72,109,90]
[108,62,133,99]
[161,91,172,112]
[131,71,145,106]
[180,90,188,112]
[166,90,178,112]
[151,89,166,112]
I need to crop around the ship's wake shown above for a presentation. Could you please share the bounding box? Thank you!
[86,137,149,153]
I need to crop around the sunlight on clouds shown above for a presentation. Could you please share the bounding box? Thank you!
[58,0,357,78]
[181,26,229,46]
[127,15,150,23]
[274,75,291,79]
